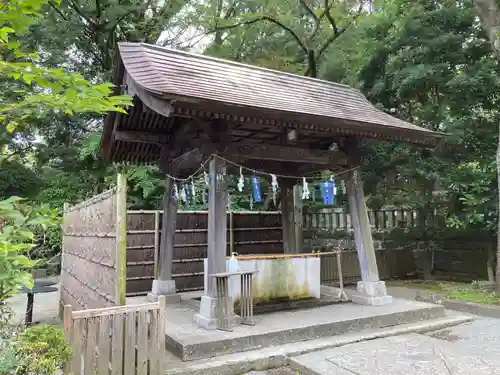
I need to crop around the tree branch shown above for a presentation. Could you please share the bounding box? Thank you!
[309,0,328,41]
[299,0,318,21]
[48,1,69,21]
[323,0,338,36]
[209,16,307,54]
[316,2,364,59]
[67,0,95,26]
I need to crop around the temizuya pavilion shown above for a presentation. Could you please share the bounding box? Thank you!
[101,43,443,327]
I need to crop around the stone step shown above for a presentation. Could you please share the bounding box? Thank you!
[165,312,473,375]
[167,302,446,361]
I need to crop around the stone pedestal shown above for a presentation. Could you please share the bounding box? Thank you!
[147,279,181,303]
[193,296,240,330]
[351,281,393,306]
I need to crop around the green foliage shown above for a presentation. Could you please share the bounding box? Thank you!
[0,324,71,375]
[0,197,58,304]
[0,333,24,375]
[0,160,42,200]
[14,324,72,375]
[324,0,500,231]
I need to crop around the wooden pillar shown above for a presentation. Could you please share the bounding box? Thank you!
[293,185,303,253]
[206,157,228,297]
[158,176,177,281]
[115,173,127,306]
[346,169,392,305]
[148,175,180,302]
[280,182,295,253]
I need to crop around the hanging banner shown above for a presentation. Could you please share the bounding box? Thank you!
[320,180,335,205]
[251,174,263,203]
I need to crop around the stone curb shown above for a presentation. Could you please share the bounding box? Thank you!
[165,314,473,375]
[444,300,500,319]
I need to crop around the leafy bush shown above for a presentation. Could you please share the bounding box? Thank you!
[0,197,58,317]
[14,324,72,375]
[0,332,24,375]
[0,324,71,375]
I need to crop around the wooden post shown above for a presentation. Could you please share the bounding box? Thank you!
[346,169,379,282]
[153,210,160,280]
[159,177,177,281]
[206,157,228,297]
[229,211,234,256]
[149,176,179,302]
[293,185,303,253]
[280,182,295,253]
[346,169,392,305]
[59,203,70,320]
[115,173,127,306]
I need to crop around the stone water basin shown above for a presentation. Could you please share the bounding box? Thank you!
[203,253,321,305]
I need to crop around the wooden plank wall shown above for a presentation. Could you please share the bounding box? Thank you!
[126,210,283,296]
[60,189,118,310]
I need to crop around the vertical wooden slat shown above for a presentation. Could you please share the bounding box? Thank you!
[111,314,124,375]
[153,211,160,280]
[71,318,83,375]
[63,305,73,374]
[137,310,148,374]
[116,173,127,306]
[149,309,159,375]
[124,311,137,375]
[229,211,234,256]
[157,296,166,370]
[84,318,97,375]
[98,316,111,375]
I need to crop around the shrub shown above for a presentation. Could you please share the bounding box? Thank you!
[14,324,72,375]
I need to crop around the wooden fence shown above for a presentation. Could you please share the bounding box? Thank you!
[319,248,416,286]
[60,174,127,313]
[126,210,283,296]
[303,207,417,230]
[63,296,166,375]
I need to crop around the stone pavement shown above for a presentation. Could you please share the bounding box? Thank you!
[6,279,60,325]
[290,317,500,375]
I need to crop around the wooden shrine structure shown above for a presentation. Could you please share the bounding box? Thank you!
[101,43,444,327]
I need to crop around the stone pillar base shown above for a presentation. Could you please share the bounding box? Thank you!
[147,279,181,303]
[351,281,393,306]
[193,296,240,330]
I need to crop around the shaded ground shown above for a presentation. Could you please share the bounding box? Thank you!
[291,317,500,375]
[245,368,303,375]
[6,278,60,325]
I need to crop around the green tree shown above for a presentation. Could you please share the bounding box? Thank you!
[473,0,500,290]
[323,0,500,279]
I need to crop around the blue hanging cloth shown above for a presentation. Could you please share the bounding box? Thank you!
[251,174,263,203]
[320,180,335,205]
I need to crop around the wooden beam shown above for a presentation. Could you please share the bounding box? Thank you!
[113,130,346,164]
[223,143,348,165]
[158,148,203,175]
[114,130,170,144]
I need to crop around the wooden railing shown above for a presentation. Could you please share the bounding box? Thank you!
[304,208,417,230]
[63,296,166,375]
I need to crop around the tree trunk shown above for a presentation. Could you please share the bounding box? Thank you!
[474,0,500,292]
[496,126,500,289]
[487,242,496,283]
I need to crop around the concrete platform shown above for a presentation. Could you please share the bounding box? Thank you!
[163,312,473,374]
[164,298,446,361]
